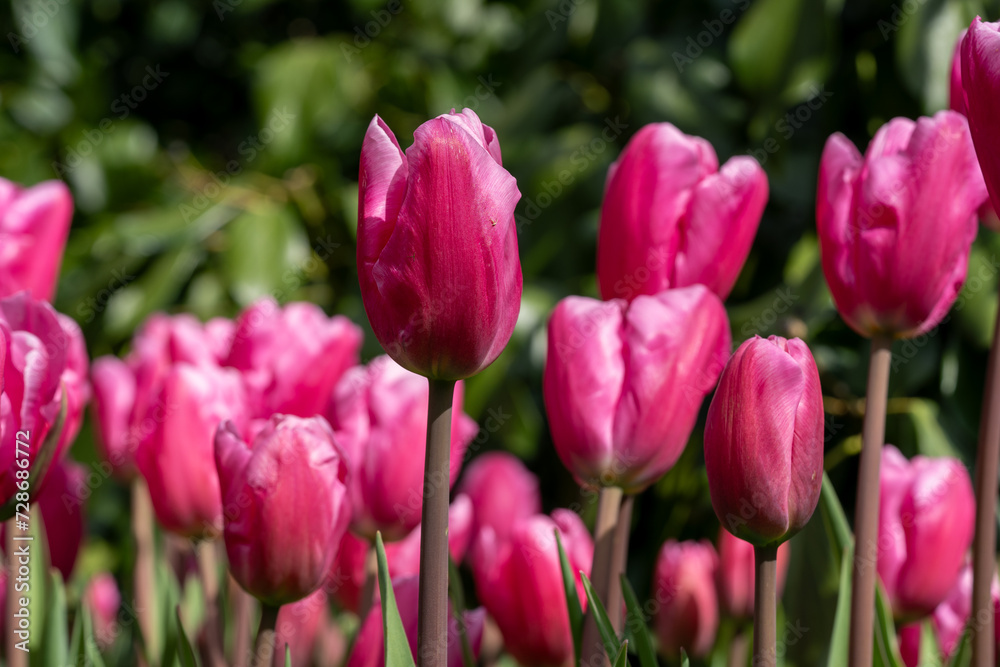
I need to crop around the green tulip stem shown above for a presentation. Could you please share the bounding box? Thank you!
[229,573,254,667]
[581,485,624,667]
[608,493,634,631]
[753,545,778,667]
[196,539,226,667]
[417,378,456,667]
[728,628,750,667]
[132,477,160,663]
[848,335,893,667]
[253,603,281,666]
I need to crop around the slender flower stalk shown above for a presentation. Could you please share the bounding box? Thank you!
[609,495,635,632]
[132,478,160,662]
[753,546,778,667]
[581,487,623,666]
[197,540,226,667]
[254,604,281,666]
[229,574,253,667]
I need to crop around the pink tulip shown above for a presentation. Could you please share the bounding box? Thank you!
[544,285,730,493]
[716,528,790,621]
[89,356,138,479]
[704,335,825,546]
[457,451,541,545]
[963,18,1000,214]
[471,509,594,667]
[225,299,362,418]
[135,363,248,538]
[272,589,329,667]
[878,445,974,621]
[348,575,485,667]
[84,573,122,650]
[653,539,719,659]
[36,460,86,580]
[0,177,73,301]
[817,112,987,338]
[216,415,351,605]
[326,355,477,540]
[596,123,768,301]
[357,108,522,380]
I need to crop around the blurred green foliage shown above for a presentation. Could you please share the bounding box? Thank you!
[3,0,1000,663]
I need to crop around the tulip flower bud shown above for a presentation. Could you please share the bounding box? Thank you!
[357,109,522,380]
[326,356,477,540]
[653,540,720,659]
[877,445,974,621]
[36,460,86,580]
[0,177,73,302]
[817,112,987,339]
[963,18,1000,215]
[471,509,594,667]
[216,415,352,605]
[457,452,541,545]
[90,356,138,479]
[544,285,731,493]
[705,335,825,547]
[136,363,249,538]
[715,528,790,621]
[597,123,768,301]
[84,573,122,650]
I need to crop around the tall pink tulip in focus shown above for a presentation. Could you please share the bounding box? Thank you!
[716,528,790,621]
[216,415,351,605]
[0,177,73,302]
[326,355,477,540]
[963,19,1000,213]
[817,111,986,339]
[545,285,730,493]
[597,122,768,301]
[878,445,974,621]
[471,510,594,667]
[357,108,522,380]
[457,451,541,544]
[653,540,719,660]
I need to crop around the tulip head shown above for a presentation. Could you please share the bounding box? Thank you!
[90,356,139,479]
[216,415,352,606]
[653,539,719,660]
[597,122,768,301]
[0,177,73,301]
[962,18,1000,214]
[705,335,825,547]
[36,460,86,580]
[544,285,731,493]
[357,109,522,380]
[457,451,541,544]
[715,527,790,621]
[84,573,122,651]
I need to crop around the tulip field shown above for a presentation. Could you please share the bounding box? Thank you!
[6,0,1000,666]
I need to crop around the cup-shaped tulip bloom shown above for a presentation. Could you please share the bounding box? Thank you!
[596,123,768,301]
[0,177,73,301]
[457,451,541,544]
[544,285,730,493]
[471,509,594,667]
[348,575,485,667]
[817,112,987,339]
[704,336,824,546]
[653,540,720,659]
[84,573,122,650]
[962,19,1000,213]
[716,528,790,621]
[357,108,522,380]
[216,415,351,605]
[878,445,974,621]
[225,299,362,418]
[37,460,86,580]
[135,363,248,538]
[326,355,477,540]
[90,356,139,479]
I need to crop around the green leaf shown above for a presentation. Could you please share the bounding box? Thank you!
[681,647,691,667]
[82,604,107,667]
[176,606,198,667]
[873,583,905,667]
[41,570,68,667]
[918,620,944,667]
[285,644,292,667]
[555,529,585,664]
[68,606,83,665]
[819,472,853,563]
[620,575,657,667]
[375,532,417,667]
[448,558,476,667]
[613,639,630,667]
[581,572,621,663]
[0,392,67,521]
[948,624,971,667]
[825,544,853,667]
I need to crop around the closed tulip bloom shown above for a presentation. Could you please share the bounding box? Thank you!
[327,356,477,540]
[90,356,138,479]
[963,19,1000,213]
[653,540,719,660]
[0,177,73,301]
[878,445,974,621]
[357,108,522,380]
[817,112,986,338]
[716,528,790,621]
[225,299,362,418]
[36,460,86,580]
[457,451,541,544]
[216,415,351,605]
[84,573,122,650]
[135,363,249,538]
[704,336,825,546]
[544,285,730,493]
[597,123,768,301]
[471,509,594,667]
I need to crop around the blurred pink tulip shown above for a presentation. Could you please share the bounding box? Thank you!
[272,589,330,667]
[705,335,825,547]
[817,112,986,338]
[216,415,351,605]
[716,528,790,621]
[0,177,73,302]
[326,355,477,540]
[36,460,86,580]
[471,509,594,667]
[544,285,730,493]
[225,299,362,419]
[653,539,720,660]
[963,19,1000,214]
[597,122,768,301]
[878,445,974,621]
[357,108,522,380]
[89,356,138,479]
[457,451,541,545]
[84,573,122,650]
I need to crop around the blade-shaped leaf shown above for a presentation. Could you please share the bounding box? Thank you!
[42,570,68,667]
[819,472,853,562]
[581,572,621,663]
[448,557,475,667]
[873,583,905,667]
[613,639,630,667]
[948,623,970,667]
[176,606,197,667]
[825,545,853,667]
[285,644,292,667]
[918,620,943,667]
[555,529,584,664]
[82,604,107,667]
[375,532,417,667]
[681,647,691,667]
[620,575,657,667]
